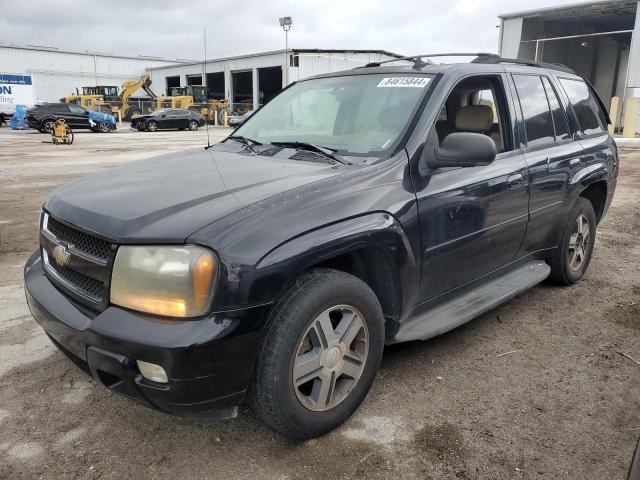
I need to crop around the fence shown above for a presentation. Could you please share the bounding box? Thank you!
[70,98,259,126]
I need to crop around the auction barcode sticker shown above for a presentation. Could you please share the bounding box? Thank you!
[377,77,430,88]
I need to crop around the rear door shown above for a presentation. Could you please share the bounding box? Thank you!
[510,73,585,256]
[557,77,616,192]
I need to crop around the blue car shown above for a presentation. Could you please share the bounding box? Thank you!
[88,111,116,133]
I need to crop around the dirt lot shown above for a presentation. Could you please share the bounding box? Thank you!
[0,125,639,479]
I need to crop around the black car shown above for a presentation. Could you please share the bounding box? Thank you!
[131,108,205,132]
[24,53,618,439]
[26,103,112,133]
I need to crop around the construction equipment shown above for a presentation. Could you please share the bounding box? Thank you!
[62,75,156,121]
[62,86,118,114]
[51,118,73,144]
[116,74,156,119]
[154,85,229,123]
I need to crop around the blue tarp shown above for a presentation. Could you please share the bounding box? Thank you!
[9,104,27,129]
[88,111,116,128]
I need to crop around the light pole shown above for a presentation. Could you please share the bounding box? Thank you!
[279,16,292,86]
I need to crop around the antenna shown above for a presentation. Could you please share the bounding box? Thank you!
[203,27,211,148]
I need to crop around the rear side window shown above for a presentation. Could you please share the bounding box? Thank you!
[541,77,570,141]
[559,78,607,135]
[513,75,555,148]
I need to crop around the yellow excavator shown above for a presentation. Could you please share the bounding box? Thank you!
[62,75,157,120]
[154,85,230,123]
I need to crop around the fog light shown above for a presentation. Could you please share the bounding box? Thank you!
[136,360,168,384]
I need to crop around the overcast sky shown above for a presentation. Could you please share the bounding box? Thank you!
[1,0,576,60]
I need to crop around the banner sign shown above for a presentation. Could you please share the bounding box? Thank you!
[0,74,36,114]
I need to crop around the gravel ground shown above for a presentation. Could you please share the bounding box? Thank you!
[0,125,639,479]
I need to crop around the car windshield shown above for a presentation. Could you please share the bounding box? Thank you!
[234,73,434,157]
[150,109,169,116]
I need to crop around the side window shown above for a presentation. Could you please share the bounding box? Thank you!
[68,105,85,115]
[55,105,71,114]
[476,89,498,122]
[541,77,570,141]
[432,75,512,154]
[513,75,555,148]
[559,78,607,136]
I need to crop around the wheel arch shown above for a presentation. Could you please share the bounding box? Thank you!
[252,212,419,338]
[578,180,608,224]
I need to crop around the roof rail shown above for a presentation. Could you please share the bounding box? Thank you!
[363,53,499,68]
[471,55,575,74]
[362,52,575,74]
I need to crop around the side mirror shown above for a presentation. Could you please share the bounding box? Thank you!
[161,114,166,118]
[425,132,497,169]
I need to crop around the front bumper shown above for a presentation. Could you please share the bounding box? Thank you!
[24,251,266,419]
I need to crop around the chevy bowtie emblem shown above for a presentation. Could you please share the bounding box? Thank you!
[52,244,71,267]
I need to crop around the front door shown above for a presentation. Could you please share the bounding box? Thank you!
[67,105,90,128]
[413,73,529,303]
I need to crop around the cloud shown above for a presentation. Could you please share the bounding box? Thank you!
[0,0,573,61]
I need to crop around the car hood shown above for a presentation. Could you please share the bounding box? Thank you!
[45,148,345,243]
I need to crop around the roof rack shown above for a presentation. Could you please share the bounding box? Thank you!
[363,52,575,74]
[363,53,498,68]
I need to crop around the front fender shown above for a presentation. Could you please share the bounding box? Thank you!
[246,212,420,315]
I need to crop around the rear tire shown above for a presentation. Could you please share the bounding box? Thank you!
[250,269,384,439]
[548,197,597,285]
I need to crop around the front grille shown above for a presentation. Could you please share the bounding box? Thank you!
[46,216,112,261]
[46,255,104,301]
[41,213,115,310]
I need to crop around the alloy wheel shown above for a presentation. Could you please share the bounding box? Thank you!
[292,305,368,412]
[568,213,590,271]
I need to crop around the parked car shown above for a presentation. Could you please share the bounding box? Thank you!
[229,109,254,127]
[24,53,618,440]
[26,103,115,133]
[131,108,205,132]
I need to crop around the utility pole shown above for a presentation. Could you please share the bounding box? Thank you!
[279,17,293,86]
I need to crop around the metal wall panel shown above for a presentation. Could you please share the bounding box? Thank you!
[0,46,179,102]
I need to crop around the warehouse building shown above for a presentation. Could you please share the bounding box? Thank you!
[146,49,406,110]
[0,43,186,103]
[498,0,639,130]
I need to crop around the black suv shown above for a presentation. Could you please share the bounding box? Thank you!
[26,103,99,133]
[24,53,618,439]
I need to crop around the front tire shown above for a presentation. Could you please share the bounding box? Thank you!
[548,197,597,285]
[98,122,111,133]
[147,121,158,132]
[188,120,199,131]
[250,269,384,439]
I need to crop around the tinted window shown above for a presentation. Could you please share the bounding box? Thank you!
[513,75,554,148]
[559,78,607,135]
[68,105,85,114]
[53,104,71,113]
[541,77,570,141]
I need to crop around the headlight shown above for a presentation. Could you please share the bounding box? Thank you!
[110,245,217,317]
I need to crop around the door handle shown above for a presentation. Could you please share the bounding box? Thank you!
[507,173,523,188]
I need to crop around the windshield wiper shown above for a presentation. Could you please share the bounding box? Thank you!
[271,141,352,165]
[225,135,262,153]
